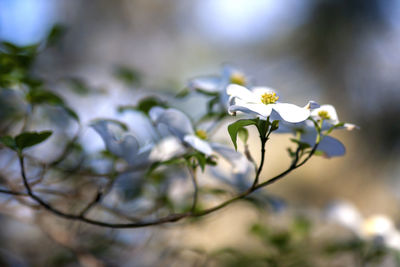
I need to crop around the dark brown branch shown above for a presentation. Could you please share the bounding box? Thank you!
[0,188,27,196]
[13,128,320,228]
[79,190,102,217]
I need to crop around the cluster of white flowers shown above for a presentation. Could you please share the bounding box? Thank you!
[90,66,356,180]
[326,201,400,251]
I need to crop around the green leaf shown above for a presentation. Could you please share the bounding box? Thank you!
[0,136,17,150]
[290,138,311,150]
[136,96,167,114]
[26,89,79,121]
[195,88,219,97]
[190,152,207,172]
[176,88,189,98]
[228,119,257,150]
[118,96,168,115]
[270,120,279,131]
[46,24,67,46]
[62,106,79,121]
[113,65,141,86]
[237,127,249,144]
[27,89,64,105]
[1,42,20,53]
[256,118,269,138]
[64,77,90,95]
[313,150,326,157]
[15,131,52,151]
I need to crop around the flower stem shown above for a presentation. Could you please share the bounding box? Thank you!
[188,166,199,212]
[10,126,321,229]
[251,137,267,188]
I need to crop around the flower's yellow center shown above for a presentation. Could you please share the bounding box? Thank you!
[195,129,208,140]
[230,72,246,86]
[318,110,331,120]
[261,92,279,105]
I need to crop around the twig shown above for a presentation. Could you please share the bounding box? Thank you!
[187,166,198,212]
[8,123,321,229]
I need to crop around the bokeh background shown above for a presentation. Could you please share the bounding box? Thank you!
[1,0,400,266]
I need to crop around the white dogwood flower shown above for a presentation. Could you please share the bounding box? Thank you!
[149,107,250,173]
[227,84,312,123]
[311,104,358,131]
[188,65,247,94]
[326,201,400,251]
[277,119,346,157]
[188,65,248,107]
[91,120,151,166]
[277,104,357,158]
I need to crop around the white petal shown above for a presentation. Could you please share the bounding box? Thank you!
[183,135,213,155]
[153,108,194,140]
[229,98,273,118]
[188,76,221,93]
[91,121,144,164]
[386,231,400,250]
[362,215,396,238]
[300,132,346,158]
[274,120,304,134]
[149,136,186,161]
[226,84,259,103]
[326,201,363,234]
[91,120,127,157]
[120,134,141,164]
[318,136,346,157]
[210,143,251,174]
[149,106,166,122]
[273,103,310,123]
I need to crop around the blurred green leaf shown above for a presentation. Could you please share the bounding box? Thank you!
[113,65,141,86]
[137,96,167,114]
[15,131,52,151]
[290,138,311,150]
[26,89,79,121]
[1,42,20,54]
[62,106,80,122]
[250,223,270,239]
[27,89,64,105]
[118,96,168,115]
[64,77,90,95]
[46,24,67,47]
[176,88,189,98]
[188,152,207,171]
[0,136,17,150]
[292,216,312,237]
[195,88,219,97]
[0,41,38,87]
